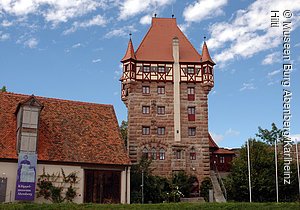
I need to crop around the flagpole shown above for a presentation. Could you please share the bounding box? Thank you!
[275,138,279,202]
[247,139,252,202]
[296,139,300,199]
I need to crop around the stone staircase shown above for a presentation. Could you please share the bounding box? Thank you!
[210,170,226,202]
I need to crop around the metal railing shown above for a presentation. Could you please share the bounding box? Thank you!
[213,162,227,200]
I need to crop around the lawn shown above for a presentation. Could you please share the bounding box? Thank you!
[0,202,299,210]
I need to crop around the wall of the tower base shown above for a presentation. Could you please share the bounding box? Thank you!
[125,80,211,188]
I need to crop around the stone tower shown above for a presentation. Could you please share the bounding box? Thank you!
[120,18,215,183]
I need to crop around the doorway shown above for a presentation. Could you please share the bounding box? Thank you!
[84,170,121,203]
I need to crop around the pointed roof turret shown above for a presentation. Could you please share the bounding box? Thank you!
[121,38,136,62]
[202,41,215,65]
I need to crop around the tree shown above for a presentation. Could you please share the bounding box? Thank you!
[225,136,298,202]
[119,120,128,147]
[256,122,288,145]
[1,86,7,92]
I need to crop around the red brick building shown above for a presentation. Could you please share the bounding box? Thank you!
[0,92,131,203]
[209,134,235,172]
[120,17,215,183]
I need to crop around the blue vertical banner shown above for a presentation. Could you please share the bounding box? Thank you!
[15,152,37,201]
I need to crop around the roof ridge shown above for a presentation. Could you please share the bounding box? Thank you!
[175,25,201,60]
[0,92,113,107]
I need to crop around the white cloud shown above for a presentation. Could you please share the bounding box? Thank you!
[267,69,280,77]
[105,25,137,39]
[225,128,240,136]
[0,32,10,41]
[63,15,106,35]
[183,0,228,22]
[119,0,173,20]
[206,0,300,66]
[262,52,281,65]
[0,0,106,24]
[1,20,13,27]
[240,82,256,91]
[92,58,101,63]
[24,37,38,48]
[140,15,152,25]
[72,43,82,48]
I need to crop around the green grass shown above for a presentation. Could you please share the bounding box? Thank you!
[0,202,299,210]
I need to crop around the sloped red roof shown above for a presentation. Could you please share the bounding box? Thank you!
[0,92,130,165]
[208,133,219,148]
[213,148,235,155]
[121,38,136,62]
[202,41,215,64]
[135,18,202,62]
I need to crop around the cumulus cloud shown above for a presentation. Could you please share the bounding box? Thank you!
[183,0,228,22]
[1,20,13,27]
[140,15,152,25]
[225,128,240,136]
[105,25,137,39]
[24,37,38,48]
[0,33,10,41]
[63,15,107,35]
[119,0,173,20]
[267,69,280,77]
[0,0,106,24]
[206,0,300,66]
[262,52,281,65]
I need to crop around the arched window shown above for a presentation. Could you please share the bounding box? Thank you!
[151,148,157,160]
[142,147,148,159]
[159,148,165,160]
[190,147,196,160]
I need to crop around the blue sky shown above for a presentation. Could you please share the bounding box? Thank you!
[1,0,300,148]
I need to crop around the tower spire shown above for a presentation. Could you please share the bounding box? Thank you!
[121,35,136,62]
[201,40,215,65]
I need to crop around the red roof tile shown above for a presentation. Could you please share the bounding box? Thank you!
[213,148,235,155]
[0,92,131,165]
[202,41,215,64]
[208,133,219,148]
[121,38,136,62]
[135,18,202,62]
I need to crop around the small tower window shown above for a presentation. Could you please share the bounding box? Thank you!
[157,86,165,94]
[143,66,150,73]
[188,127,196,136]
[142,86,150,94]
[187,87,195,101]
[142,106,150,114]
[175,149,182,159]
[157,106,165,115]
[142,126,150,135]
[157,127,165,135]
[188,107,196,121]
[187,67,194,74]
[159,148,165,160]
[158,66,165,73]
[151,148,157,160]
[124,64,129,72]
[142,147,148,159]
[220,156,225,164]
[190,147,196,160]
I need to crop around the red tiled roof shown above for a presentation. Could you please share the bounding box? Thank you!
[0,92,131,165]
[121,38,136,62]
[208,133,219,148]
[202,41,215,64]
[213,148,235,155]
[135,18,202,62]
